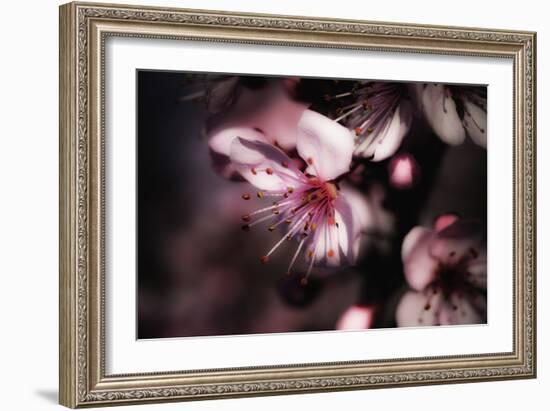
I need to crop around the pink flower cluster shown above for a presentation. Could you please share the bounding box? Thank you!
[198,76,487,328]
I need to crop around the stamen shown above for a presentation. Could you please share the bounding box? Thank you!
[287,238,306,276]
[260,255,269,264]
[326,91,353,101]
[241,193,251,200]
[266,167,273,175]
[301,243,318,286]
[281,160,289,168]
[334,103,363,122]
[466,110,485,133]
[250,167,257,175]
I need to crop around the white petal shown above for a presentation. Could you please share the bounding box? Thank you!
[402,227,439,291]
[209,127,267,157]
[439,294,483,325]
[429,220,484,267]
[336,187,371,263]
[313,220,329,264]
[355,101,412,161]
[422,84,465,145]
[336,305,375,330]
[463,99,487,147]
[296,110,354,181]
[396,291,440,327]
[230,137,305,191]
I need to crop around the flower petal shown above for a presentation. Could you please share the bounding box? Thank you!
[355,101,412,161]
[208,127,269,179]
[208,80,308,156]
[296,110,354,181]
[336,305,375,330]
[388,153,419,189]
[422,84,465,145]
[336,187,371,263]
[396,291,440,327]
[402,226,439,291]
[209,127,268,158]
[463,99,487,147]
[465,245,487,288]
[230,137,305,191]
[429,220,484,268]
[438,293,484,325]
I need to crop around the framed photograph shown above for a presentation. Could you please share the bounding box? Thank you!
[59,2,537,408]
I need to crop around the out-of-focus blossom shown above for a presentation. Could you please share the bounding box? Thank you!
[207,79,308,178]
[417,84,487,147]
[396,215,487,327]
[231,110,369,284]
[388,153,420,190]
[336,305,375,330]
[326,82,413,161]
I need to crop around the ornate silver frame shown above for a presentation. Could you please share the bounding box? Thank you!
[59,1,536,408]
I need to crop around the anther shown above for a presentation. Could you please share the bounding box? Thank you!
[260,256,269,264]
[268,225,276,232]
[281,160,289,168]
[241,214,251,222]
[307,157,314,165]
[265,167,273,175]
[354,127,362,136]
[424,303,431,310]
[285,219,292,224]
[287,187,294,193]
[251,167,257,175]
[241,193,251,200]
[241,224,250,231]
[257,191,264,199]
[300,277,308,286]
[327,249,335,257]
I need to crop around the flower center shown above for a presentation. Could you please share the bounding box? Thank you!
[239,178,341,285]
[323,182,338,200]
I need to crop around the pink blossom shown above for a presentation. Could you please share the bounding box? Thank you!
[388,153,420,189]
[396,215,486,327]
[231,110,369,284]
[336,305,375,330]
[416,84,487,147]
[327,82,413,161]
[208,80,308,178]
